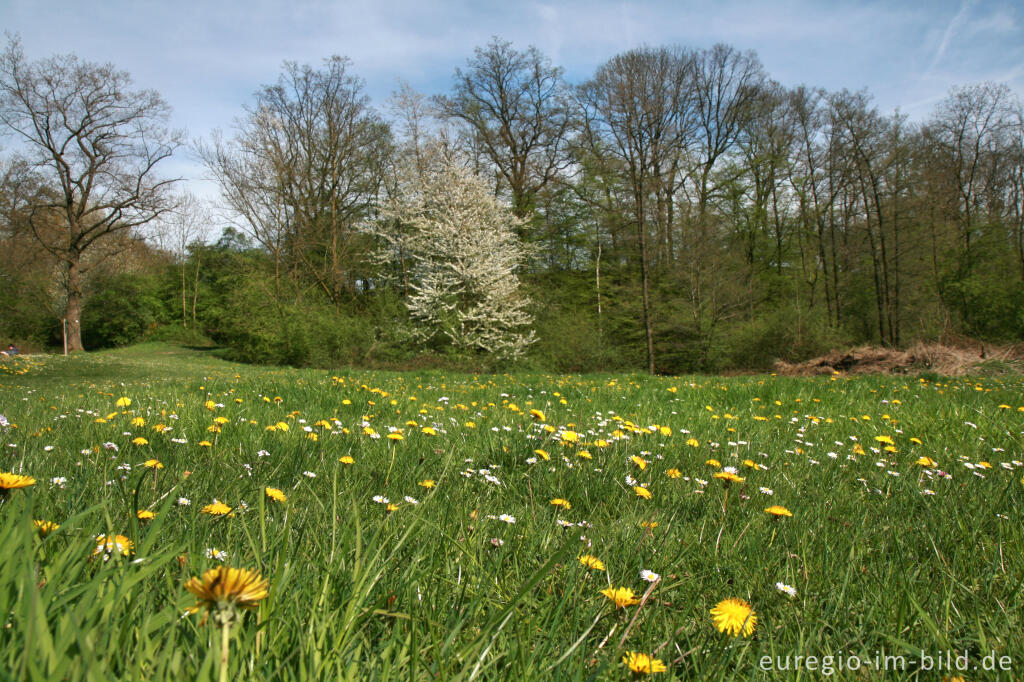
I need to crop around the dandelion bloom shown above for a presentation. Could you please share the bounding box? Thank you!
[185,566,269,619]
[686,438,700,447]
[137,510,156,520]
[874,435,895,446]
[115,397,132,407]
[705,459,721,468]
[534,449,550,461]
[204,400,217,411]
[578,554,606,571]
[339,455,355,465]
[418,479,435,488]
[665,468,681,478]
[0,472,36,493]
[144,459,163,470]
[560,430,579,443]
[713,472,744,484]
[201,501,233,516]
[710,598,756,637]
[631,455,647,470]
[33,520,59,536]
[198,440,212,448]
[265,487,287,503]
[622,651,668,674]
[131,437,149,446]
[601,586,640,609]
[130,417,146,427]
[550,498,571,510]
[420,426,437,436]
[529,409,546,422]
[94,534,134,558]
[386,432,404,441]
[639,520,658,529]
[634,486,652,500]
[916,456,937,467]
[659,425,672,437]
[764,505,793,518]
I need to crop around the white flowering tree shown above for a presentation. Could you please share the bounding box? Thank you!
[376,151,535,359]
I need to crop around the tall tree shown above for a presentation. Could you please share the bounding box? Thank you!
[435,37,572,223]
[0,37,182,350]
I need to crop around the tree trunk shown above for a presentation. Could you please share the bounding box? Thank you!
[65,257,85,351]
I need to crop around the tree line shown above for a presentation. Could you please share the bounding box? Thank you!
[2,36,1022,373]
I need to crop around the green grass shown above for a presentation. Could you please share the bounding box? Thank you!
[1,344,1022,679]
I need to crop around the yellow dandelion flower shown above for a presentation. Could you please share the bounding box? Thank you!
[0,472,36,492]
[386,432,404,441]
[631,455,647,470]
[710,597,756,637]
[339,455,355,464]
[686,438,700,447]
[185,566,269,619]
[144,459,163,470]
[198,440,212,447]
[386,503,399,512]
[665,468,681,478]
[634,486,652,499]
[115,397,132,408]
[420,426,437,436]
[137,510,156,521]
[201,501,233,516]
[130,417,145,427]
[639,520,658,529]
[578,554,605,571]
[764,505,793,518]
[713,472,744,483]
[550,498,571,510]
[560,430,579,443]
[132,437,149,446]
[33,520,59,536]
[577,450,592,459]
[204,400,217,411]
[94,534,134,557]
[418,479,436,488]
[265,487,287,503]
[659,425,672,437]
[706,459,721,468]
[874,435,895,446]
[213,416,229,425]
[916,456,937,467]
[742,459,759,470]
[534,449,550,461]
[622,651,668,674]
[529,409,546,422]
[601,586,640,609]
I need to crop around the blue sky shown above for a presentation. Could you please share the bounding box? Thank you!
[3,0,1022,198]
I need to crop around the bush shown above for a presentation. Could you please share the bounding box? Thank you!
[82,274,168,349]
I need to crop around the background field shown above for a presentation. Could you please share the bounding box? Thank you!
[0,344,1022,680]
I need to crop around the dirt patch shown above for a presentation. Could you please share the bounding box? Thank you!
[772,342,1024,377]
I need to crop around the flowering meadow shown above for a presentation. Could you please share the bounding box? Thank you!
[1,344,1022,679]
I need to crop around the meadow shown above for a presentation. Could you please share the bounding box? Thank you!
[0,344,1022,680]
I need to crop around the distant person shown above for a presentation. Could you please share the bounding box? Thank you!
[1,344,18,357]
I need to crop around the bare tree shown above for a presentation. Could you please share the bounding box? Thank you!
[579,46,693,374]
[0,37,182,350]
[435,37,573,222]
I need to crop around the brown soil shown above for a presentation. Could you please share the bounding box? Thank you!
[772,342,1024,377]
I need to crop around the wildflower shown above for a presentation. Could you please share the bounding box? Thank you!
[418,479,435,488]
[639,520,658,530]
[705,459,721,468]
[916,456,937,467]
[577,450,592,459]
[759,487,774,495]
[265,487,287,503]
[622,651,667,674]
[601,586,640,609]
[51,476,67,488]
[578,554,606,571]
[634,486,652,500]
[686,438,700,447]
[144,459,163,470]
[184,566,269,626]
[775,582,797,598]
[372,495,390,504]
[529,409,546,422]
[198,440,212,447]
[0,472,36,494]
[640,569,661,583]
[550,498,571,510]
[665,468,681,478]
[205,547,229,561]
[421,426,437,436]
[131,437,149,446]
[177,497,191,506]
[386,503,399,512]
[403,496,419,505]
[874,435,895,446]
[130,417,146,427]
[713,472,744,483]
[534,449,550,461]
[136,510,156,521]
[115,397,132,408]
[386,433,404,441]
[94,534,134,558]
[339,455,355,464]
[630,455,647,470]
[33,520,59,536]
[204,400,217,411]
[498,513,516,524]
[764,505,793,518]
[201,500,233,516]
[560,430,579,443]
[710,597,757,637]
